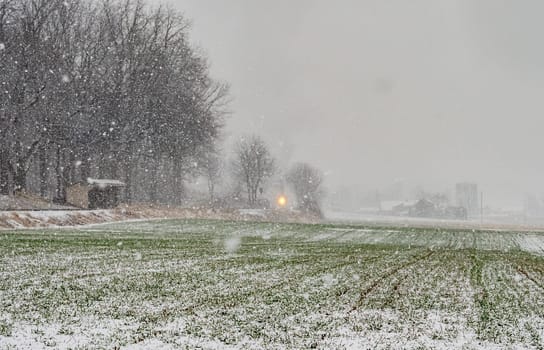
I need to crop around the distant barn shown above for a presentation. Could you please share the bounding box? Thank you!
[409,199,436,218]
[66,179,126,209]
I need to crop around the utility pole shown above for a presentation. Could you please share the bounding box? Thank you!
[480,191,484,225]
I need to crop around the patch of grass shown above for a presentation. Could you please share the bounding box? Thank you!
[1,219,544,349]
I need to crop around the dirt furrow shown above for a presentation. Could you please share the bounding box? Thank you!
[349,249,434,312]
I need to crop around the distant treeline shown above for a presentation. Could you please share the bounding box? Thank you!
[0,0,228,203]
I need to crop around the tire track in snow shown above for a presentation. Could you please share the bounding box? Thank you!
[348,249,435,313]
[182,253,387,313]
[378,252,443,309]
[509,260,544,291]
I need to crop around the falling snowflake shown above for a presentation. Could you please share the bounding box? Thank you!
[224,237,241,254]
[321,273,336,287]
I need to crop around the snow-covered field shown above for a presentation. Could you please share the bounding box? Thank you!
[1,219,544,349]
[324,210,533,231]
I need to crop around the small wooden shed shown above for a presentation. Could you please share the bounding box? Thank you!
[66,178,126,209]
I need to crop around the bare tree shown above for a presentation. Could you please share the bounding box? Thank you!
[201,148,223,203]
[232,135,275,206]
[286,162,324,217]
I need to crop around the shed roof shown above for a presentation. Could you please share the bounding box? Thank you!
[87,178,126,188]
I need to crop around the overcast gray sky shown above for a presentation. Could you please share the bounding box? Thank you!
[158,0,544,205]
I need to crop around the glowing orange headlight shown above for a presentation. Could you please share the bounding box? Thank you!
[277,195,287,207]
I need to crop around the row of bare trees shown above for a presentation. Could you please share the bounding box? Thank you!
[0,0,228,203]
[221,135,324,216]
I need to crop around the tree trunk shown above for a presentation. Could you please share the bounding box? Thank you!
[0,172,8,194]
[62,149,73,200]
[39,144,48,198]
[148,157,158,204]
[124,159,133,204]
[13,165,27,192]
[54,145,65,203]
[97,148,107,178]
[125,172,132,204]
[0,150,10,195]
[67,149,77,185]
[80,147,91,182]
[246,176,252,205]
[172,157,185,206]
[109,149,120,180]
[208,180,215,203]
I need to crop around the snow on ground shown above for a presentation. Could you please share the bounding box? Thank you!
[0,209,121,229]
[1,219,544,349]
[0,206,319,230]
[238,209,267,218]
[516,233,544,255]
[325,209,544,232]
